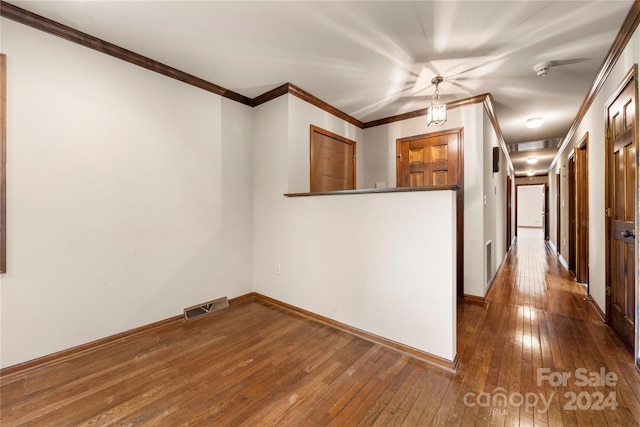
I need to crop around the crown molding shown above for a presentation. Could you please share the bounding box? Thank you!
[2,0,525,146]
[482,94,514,175]
[250,83,364,128]
[0,1,253,105]
[549,0,640,172]
[287,83,364,128]
[362,94,489,129]
[250,83,290,107]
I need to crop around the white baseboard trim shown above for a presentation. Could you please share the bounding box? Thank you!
[558,254,569,270]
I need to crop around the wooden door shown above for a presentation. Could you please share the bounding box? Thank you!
[506,175,513,249]
[396,131,459,187]
[396,128,463,297]
[556,173,561,253]
[568,155,576,274]
[606,69,637,353]
[575,136,589,285]
[310,125,356,192]
[543,183,549,240]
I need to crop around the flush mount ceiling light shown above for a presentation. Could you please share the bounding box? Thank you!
[526,157,538,164]
[527,171,536,177]
[526,117,543,128]
[427,76,446,126]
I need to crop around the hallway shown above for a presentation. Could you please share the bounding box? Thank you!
[455,227,640,425]
[2,229,640,426]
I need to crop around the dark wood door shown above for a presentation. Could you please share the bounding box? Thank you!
[396,128,463,297]
[568,155,576,274]
[556,173,561,253]
[606,72,637,352]
[543,183,549,240]
[310,126,356,192]
[506,175,512,249]
[575,136,589,284]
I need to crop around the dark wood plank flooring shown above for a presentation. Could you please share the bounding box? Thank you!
[1,228,639,426]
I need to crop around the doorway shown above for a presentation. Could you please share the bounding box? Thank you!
[310,125,356,192]
[506,175,513,249]
[605,66,637,354]
[556,172,561,253]
[575,134,589,285]
[396,128,464,297]
[568,155,576,274]
[516,184,545,230]
[543,183,550,241]
[566,141,589,285]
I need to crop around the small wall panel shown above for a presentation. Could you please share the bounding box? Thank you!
[433,170,448,186]
[409,148,424,165]
[410,172,424,187]
[432,145,448,162]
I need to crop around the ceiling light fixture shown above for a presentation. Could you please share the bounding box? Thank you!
[526,117,543,128]
[527,171,536,177]
[427,76,446,126]
[526,157,538,164]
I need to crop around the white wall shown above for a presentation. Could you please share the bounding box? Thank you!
[253,95,457,362]
[554,22,639,319]
[256,191,458,362]
[288,97,363,193]
[483,113,508,290]
[363,103,491,297]
[0,18,254,368]
[1,13,508,368]
[517,185,544,227]
[516,176,548,186]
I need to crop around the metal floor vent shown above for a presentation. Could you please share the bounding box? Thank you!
[184,296,229,321]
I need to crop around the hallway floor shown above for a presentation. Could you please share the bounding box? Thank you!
[2,228,640,426]
[455,227,640,425]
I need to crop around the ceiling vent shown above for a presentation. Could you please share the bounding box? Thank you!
[507,138,561,153]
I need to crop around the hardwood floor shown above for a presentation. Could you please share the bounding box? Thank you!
[1,228,639,426]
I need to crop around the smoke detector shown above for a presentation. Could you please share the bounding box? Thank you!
[533,61,554,76]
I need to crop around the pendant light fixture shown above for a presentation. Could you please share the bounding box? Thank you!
[427,76,446,126]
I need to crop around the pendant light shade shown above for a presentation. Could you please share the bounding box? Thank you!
[427,76,447,126]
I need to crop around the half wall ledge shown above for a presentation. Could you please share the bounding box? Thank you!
[285,185,459,197]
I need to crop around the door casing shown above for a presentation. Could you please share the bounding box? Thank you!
[605,65,638,358]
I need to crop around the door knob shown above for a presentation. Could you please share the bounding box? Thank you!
[621,229,636,238]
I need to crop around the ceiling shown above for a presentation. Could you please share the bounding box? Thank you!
[4,0,635,176]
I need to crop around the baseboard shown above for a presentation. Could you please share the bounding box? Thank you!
[558,254,569,270]
[1,292,457,376]
[548,240,558,253]
[482,249,510,299]
[584,294,606,323]
[0,293,252,377]
[463,294,486,306]
[0,314,183,377]
[253,292,458,372]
